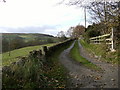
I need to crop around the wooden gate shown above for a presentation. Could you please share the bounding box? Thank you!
[89,28,116,51]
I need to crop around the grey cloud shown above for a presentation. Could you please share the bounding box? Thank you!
[0,25,59,34]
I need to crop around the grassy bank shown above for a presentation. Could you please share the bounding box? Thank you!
[80,39,118,64]
[2,43,55,66]
[3,56,46,88]
[70,40,100,70]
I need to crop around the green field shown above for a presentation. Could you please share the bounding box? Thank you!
[70,40,100,70]
[2,43,55,66]
[3,33,56,43]
[19,34,36,42]
[2,33,58,53]
[18,34,55,42]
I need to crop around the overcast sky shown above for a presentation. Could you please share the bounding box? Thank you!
[0,0,91,36]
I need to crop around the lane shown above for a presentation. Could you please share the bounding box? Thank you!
[59,40,118,88]
[78,40,118,88]
[59,41,102,88]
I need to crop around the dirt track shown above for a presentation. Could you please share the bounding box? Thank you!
[59,40,118,88]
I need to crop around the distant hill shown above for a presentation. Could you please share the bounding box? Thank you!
[2,33,54,42]
[2,33,54,38]
[2,33,58,53]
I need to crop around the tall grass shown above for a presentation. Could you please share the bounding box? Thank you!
[2,55,47,88]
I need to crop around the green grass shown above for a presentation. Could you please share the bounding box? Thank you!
[80,39,105,56]
[2,43,55,66]
[80,39,118,64]
[19,34,37,42]
[70,40,100,70]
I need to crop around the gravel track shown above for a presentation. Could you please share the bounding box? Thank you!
[59,40,118,88]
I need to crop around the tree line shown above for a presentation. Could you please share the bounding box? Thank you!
[57,0,120,49]
[57,25,85,39]
[2,35,56,53]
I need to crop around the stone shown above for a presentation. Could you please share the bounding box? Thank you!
[89,75,93,77]
[94,80,97,82]
[95,77,100,80]
[104,83,107,85]
[16,58,26,66]
[95,55,99,58]
[55,80,58,82]
[80,83,83,86]
[74,75,78,79]
[112,84,116,86]
[2,66,11,72]
[111,79,115,81]
[2,66,13,76]
[39,49,43,56]
[11,62,16,65]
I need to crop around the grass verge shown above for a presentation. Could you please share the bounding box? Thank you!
[70,40,100,70]
[80,39,118,64]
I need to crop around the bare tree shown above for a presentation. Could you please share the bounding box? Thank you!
[58,0,87,28]
[72,25,85,38]
[67,25,85,38]
[57,31,67,41]
[59,0,119,34]
[66,27,74,38]
[87,2,119,23]
[57,31,65,38]
[1,0,6,2]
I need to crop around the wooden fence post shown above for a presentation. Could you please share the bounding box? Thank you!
[111,27,116,52]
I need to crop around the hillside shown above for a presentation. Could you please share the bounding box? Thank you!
[2,33,54,42]
[2,43,55,66]
[2,33,59,53]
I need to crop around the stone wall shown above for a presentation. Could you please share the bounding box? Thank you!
[43,39,73,58]
[2,39,73,75]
